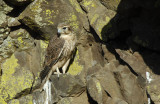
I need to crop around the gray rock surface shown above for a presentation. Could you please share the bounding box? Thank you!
[0,0,160,104]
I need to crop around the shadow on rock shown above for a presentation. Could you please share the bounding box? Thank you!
[101,0,160,75]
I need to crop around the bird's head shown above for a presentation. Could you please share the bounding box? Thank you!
[57,23,72,37]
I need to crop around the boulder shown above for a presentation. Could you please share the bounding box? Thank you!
[0,52,34,102]
[80,0,116,41]
[87,76,108,104]
[147,77,160,104]
[99,0,121,11]
[0,28,34,59]
[0,0,13,14]
[113,65,148,104]
[50,74,85,97]
[18,0,89,40]
[1,0,160,104]
[8,17,21,27]
[57,91,90,104]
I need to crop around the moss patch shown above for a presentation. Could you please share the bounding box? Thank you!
[0,54,33,102]
[43,9,59,25]
[66,13,79,31]
[69,0,84,14]
[68,50,83,76]
[90,14,99,25]
[8,99,20,104]
[40,40,48,67]
[83,0,95,7]
[90,14,111,39]
[96,81,102,94]
[81,0,97,12]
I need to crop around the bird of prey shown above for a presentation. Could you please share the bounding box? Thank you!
[39,22,77,90]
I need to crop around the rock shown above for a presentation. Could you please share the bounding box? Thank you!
[99,0,121,11]
[107,97,128,104]
[32,90,50,104]
[87,76,108,104]
[68,33,105,83]
[8,17,21,27]
[0,0,13,14]
[147,77,160,104]
[8,91,47,104]
[50,74,85,97]
[0,52,34,102]
[0,36,16,59]
[0,28,34,59]
[12,74,86,104]
[95,68,124,100]
[0,27,10,40]
[113,65,148,104]
[57,91,90,104]
[0,11,10,46]
[0,0,160,103]
[0,11,7,27]
[9,82,58,104]
[115,49,147,78]
[80,0,116,41]
[32,82,60,104]
[0,1,12,44]
[18,0,89,40]
[67,49,84,76]
[110,0,160,52]
[102,44,116,62]
[85,46,148,104]
[0,38,3,44]
[0,39,45,103]
[85,49,124,103]
[8,94,33,104]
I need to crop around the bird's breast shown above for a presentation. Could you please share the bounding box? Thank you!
[62,39,76,57]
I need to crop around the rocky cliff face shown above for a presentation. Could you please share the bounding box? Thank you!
[0,0,160,104]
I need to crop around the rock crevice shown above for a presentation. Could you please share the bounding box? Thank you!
[0,0,160,104]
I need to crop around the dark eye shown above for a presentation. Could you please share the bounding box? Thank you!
[63,27,67,30]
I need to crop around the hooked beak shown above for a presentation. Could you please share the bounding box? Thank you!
[57,29,61,37]
[58,29,62,33]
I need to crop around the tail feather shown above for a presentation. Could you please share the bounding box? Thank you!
[40,66,51,81]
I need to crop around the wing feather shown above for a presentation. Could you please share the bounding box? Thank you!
[40,35,65,80]
[44,35,65,66]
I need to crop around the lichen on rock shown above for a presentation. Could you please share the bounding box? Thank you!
[80,0,116,41]
[1,0,160,103]
[0,29,34,59]
[68,49,83,76]
[0,53,33,102]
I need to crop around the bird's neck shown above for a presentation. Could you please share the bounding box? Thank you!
[60,33,75,40]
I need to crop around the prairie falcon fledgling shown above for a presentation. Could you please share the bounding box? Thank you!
[40,22,77,90]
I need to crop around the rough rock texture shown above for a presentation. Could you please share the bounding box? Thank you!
[80,0,116,41]
[18,0,89,40]
[0,0,160,104]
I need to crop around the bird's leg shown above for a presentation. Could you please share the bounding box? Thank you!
[62,59,71,74]
[54,67,61,77]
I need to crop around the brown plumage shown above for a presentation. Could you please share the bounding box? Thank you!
[40,35,65,80]
[39,23,77,91]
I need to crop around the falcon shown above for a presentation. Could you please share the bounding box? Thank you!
[39,22,77,90]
